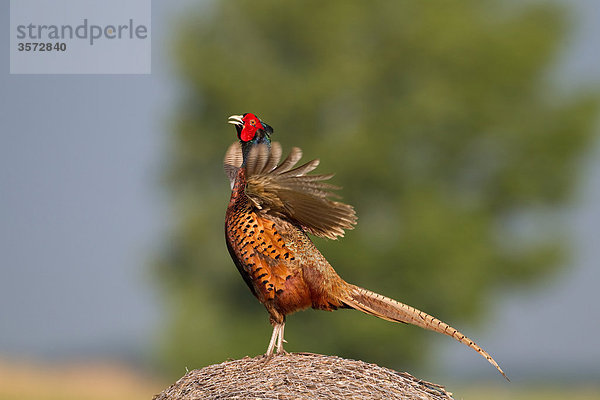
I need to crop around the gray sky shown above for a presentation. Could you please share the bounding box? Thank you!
[1,0,599,381]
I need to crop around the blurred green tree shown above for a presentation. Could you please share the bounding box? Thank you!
[155,0,598,376]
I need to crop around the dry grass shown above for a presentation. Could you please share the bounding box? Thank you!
[154,352,454,400]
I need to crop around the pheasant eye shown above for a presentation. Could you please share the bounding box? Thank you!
[250,119,256,126]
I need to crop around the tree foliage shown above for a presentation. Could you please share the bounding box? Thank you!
[156,0,598,376]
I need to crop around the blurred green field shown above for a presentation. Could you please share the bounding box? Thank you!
[0,359,165,400]
[0,358,598,400]
[452,384,600,400]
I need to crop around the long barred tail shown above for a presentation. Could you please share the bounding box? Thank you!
[343,284,508,380]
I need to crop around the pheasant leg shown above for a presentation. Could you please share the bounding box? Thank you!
[265,323,283,355]
[276,322,287,354]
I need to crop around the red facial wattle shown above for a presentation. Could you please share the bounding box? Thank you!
[240,113,264,142]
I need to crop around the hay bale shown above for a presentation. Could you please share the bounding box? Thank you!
[153,353,454,400]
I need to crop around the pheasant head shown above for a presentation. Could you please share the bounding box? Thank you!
[228,113,273,155]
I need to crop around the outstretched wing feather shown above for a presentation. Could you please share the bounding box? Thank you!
[270,147,303,174]
[243,142,357,239]
[223,142,243,189]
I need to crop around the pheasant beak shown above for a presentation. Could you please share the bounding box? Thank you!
[228,115,244,127]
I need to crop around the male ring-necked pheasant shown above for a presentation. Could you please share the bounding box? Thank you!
[224,113,507,379]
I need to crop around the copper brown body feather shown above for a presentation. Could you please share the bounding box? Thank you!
[224,140,507,380]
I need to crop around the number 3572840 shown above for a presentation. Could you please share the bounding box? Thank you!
[17,42,67,51]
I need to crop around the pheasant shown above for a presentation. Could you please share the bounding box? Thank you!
[224,113,507,379]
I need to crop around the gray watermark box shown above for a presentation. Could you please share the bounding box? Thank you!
[10,0,151,74]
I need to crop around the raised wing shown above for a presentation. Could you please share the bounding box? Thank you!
[243,142,357,239]
[224,142,244,189]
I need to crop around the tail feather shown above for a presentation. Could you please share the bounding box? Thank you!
[343,284,508,381]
